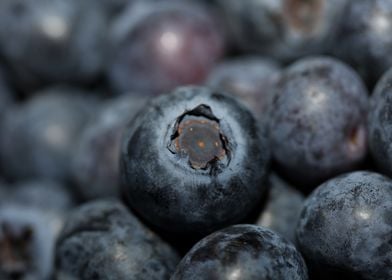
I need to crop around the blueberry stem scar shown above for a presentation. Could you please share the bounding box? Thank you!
[168,104,230,170]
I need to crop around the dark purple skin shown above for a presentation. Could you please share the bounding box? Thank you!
[216,0,347,61]
[171,225,308,280]
[0,0,108,91]
[108,0,225,96]
[0,180,74,280]
[56,200,179,280]
[72,94,148,200]
[368,68,392,177]
[269,56,369,189]
[0,87,99,182]
[256,174,304,244]
[206,56,281,120]
[121,86,269,235]
[296,171,392,280]
[333,0,392,86]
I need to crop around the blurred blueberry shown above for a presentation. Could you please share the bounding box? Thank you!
[333,0,392,86]
[108,0,225,95]
[216,0,347,61]
[56,199,179,280]
[72,94,148,200]
[0,87,99,182]
[0,0,108,91]
[206,56,281,120]
[0,180,74,280]
[256,174,304,244]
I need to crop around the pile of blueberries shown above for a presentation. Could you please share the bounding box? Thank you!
[0,0,391,279]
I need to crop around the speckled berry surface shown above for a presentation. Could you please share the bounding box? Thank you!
[171,224,308,280]
[297,171,392,280]
[121,86,269,234]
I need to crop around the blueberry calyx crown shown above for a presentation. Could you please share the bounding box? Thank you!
[167,104,230,171]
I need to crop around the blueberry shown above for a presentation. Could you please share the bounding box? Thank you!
[0,87,99,181]
[206,56,281,119]
[216,0,347,61]
[72,94,148,200]
[121,86,269,234]
[0,180,73,280]
[296,171,392,280]
[0,0,108,90]
[256,174,304,244]
[368,67,392,177]
[268,56,368,188]
[108,0,225,95]
[55,199,179,280]
[333,0,392,86]
[171,224,308,280]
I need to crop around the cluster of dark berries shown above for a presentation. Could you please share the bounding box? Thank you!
[0,0,391,279]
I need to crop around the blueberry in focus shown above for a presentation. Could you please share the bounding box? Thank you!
[0,87,99,181]
[333,0,392,86]
[72,94,148,200]
[206,56,281,120]
[0,0,108,90]
[269,56,368,188]
[56,199,179,280]
[256,174,304,244]
[171,224,308,280]
[108,0,225,95]
[216,0,347,61]
[0,180,74,280]
[121,86,269,234]
[296,171,392,280]
[368,67,392,177]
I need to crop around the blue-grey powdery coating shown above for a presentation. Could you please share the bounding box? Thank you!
[269,56,368,188]
[171,224,308,280]
[206,56,281,119]
[333,0,392,86]
[55,200,179,280]
[0,87,99,181]
[368,67,392,177]
[296,171,392,280]
[0,0,108,89]
[216,0,347,61]
[0,66,12,116]
[121,86,270,234]
[72,94,148,200]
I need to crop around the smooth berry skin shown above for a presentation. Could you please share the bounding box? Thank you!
[0,180,73,280]
[121,86,269,235]
[216,0,347,61]
[108,0,225,96]
[333,0,392,86]
[72,95,148,200]
[296,171,392,280]
[0,87,98,181]
[256,174,304,244]
[368,68,392,177]
[171,225,308,280]
[0,0,108,90]
[206,56,281,119]
[56,200,179,280]
[269,56,368,188]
